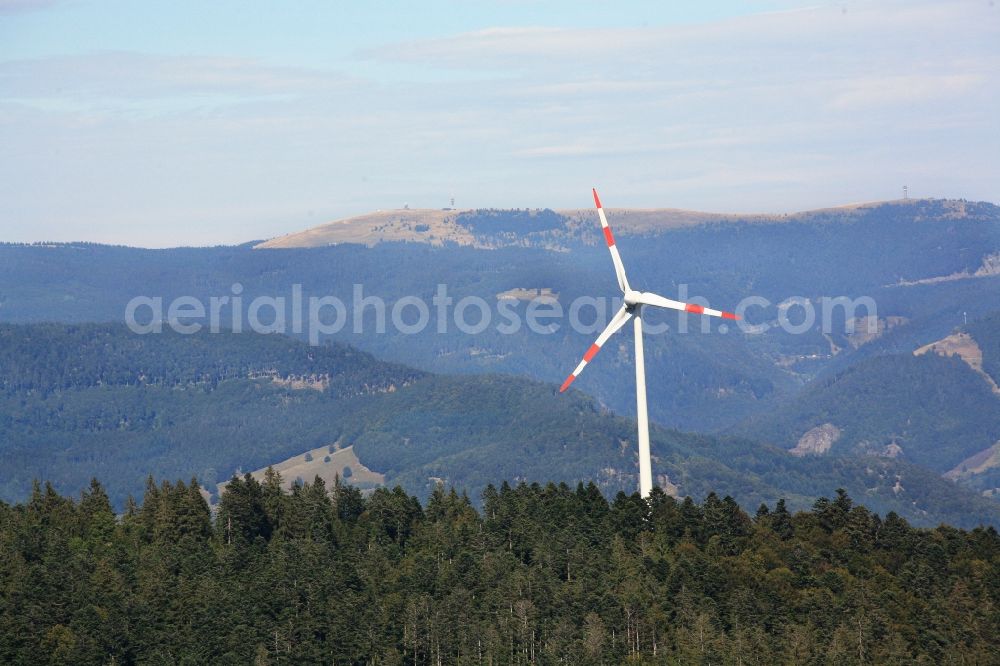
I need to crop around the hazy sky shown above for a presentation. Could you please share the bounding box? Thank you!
[1,0,998,247]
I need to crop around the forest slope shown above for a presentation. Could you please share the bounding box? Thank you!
[2,323,999,527]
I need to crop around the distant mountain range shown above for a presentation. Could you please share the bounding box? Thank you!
[2,198,998,433]
[2,198,1000,525]
[254,203,763,249]
[254,198,983,251]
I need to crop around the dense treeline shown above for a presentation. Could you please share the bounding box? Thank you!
[2,477,998,664]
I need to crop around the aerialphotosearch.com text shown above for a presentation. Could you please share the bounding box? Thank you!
[124,283,878,344]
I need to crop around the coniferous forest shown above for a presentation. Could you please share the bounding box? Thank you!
[2,475,998,665]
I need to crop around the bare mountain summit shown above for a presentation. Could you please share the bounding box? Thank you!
[254,199,938,249]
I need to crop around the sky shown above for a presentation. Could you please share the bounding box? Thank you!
[1,0,998,247]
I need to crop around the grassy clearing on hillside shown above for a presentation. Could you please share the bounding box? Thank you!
[217,444,384,499]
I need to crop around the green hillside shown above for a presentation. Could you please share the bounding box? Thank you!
[738,353,1000,470]
[2,323,999,527]
[0,324,422,505]
[0,322,421,396]
[738,313,1000,501]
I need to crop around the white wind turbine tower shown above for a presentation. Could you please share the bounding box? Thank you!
[560,189,741,498]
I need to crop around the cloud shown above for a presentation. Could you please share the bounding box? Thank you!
[0,52,355,104]
[0,0,61,14]
[361,26,645,67]
[830,73,988,110]
[360,1,1000,112]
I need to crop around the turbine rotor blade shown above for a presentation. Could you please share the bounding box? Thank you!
[559,304,632,392]
[593,188,630,293]
[635,291,740,320]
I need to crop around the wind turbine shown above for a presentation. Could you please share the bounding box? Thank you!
[559,189,740,498]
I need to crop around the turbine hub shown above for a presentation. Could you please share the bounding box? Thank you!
[624,289,641,306]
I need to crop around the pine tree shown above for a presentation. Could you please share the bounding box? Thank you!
[216,474,271,559]
[772,498,794,540]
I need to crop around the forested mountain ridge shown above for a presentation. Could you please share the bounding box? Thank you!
[736,312,1000,497]
[0,322,423,396]
[3,199,1000,434]
[2,477,997,664]
[2,323,1000,528]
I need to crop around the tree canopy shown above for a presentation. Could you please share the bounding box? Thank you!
[1,477,997,664]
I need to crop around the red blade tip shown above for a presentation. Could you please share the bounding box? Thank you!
[559,375,575,392]
[592,189,602,209]
[722,311,740,320]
